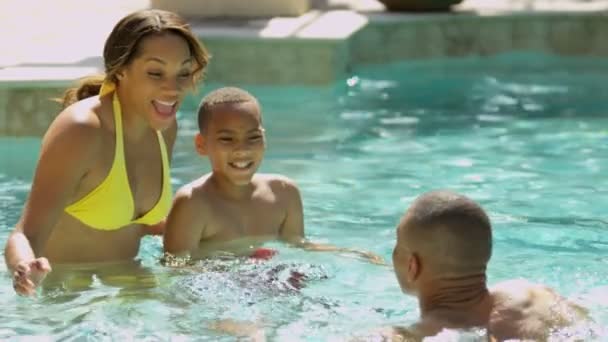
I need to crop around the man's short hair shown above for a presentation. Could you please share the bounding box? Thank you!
[400,190,492,273]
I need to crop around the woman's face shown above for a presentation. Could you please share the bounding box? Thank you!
[118,32,193,130]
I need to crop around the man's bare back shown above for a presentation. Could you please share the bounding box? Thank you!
[487,279,587,340]
[373,280,587,341]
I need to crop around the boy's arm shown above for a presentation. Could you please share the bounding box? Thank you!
[277,178,386,265]
[163,188,205,258]
[277,179,305,244]
[299,241,387,265]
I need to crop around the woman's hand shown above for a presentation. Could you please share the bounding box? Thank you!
[13,257,51,296]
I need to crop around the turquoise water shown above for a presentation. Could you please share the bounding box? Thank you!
[1,53,607,340]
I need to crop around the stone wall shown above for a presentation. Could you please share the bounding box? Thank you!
[197,11,608,86]
[350,13,608,64]
[3,10,608,136]
[203,38,350,84]
[0,86,63,136]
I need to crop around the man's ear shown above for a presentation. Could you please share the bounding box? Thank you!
[194,133,207,156]
[407,253,420,282]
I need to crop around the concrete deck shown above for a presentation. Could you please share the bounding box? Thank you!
[1,0,608,135]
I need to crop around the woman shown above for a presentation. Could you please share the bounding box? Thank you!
[4,9,209,295]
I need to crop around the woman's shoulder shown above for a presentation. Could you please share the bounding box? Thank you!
[42,96,106,156]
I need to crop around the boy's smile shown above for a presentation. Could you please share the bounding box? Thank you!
[229,160,255,170]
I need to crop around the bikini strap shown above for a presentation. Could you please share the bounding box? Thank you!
[112,93,124,154]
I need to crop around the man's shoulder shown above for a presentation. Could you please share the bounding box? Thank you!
[490,278,588,340]
[491,278,557,306]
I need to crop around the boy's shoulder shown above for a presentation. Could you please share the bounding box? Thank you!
[253,173,301,195]
[254,173,298,187]
[173,174,215,205]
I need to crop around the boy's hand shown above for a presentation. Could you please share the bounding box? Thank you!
[298,241,388,266]
[145,220,166,236]
[13,257,51,296]
[209,319,266,341]
[351,250,387,265]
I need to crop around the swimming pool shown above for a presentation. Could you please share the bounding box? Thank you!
[1,53,607,340]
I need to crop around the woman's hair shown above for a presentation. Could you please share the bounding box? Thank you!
[61,9,209,108]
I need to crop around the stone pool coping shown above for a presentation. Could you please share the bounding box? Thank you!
[1,0,608,135]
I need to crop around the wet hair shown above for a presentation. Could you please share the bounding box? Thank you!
[197,86,261,133]
[399,190,492,273]
[60,9,209,108]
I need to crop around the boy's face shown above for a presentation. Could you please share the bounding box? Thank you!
[198,102,265,186]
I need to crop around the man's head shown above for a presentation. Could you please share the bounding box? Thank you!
[392,190,492,295]
[195,87,265,186]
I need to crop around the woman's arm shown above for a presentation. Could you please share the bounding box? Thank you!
[5,107,101,294]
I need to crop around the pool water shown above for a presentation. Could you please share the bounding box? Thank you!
[1,53,607,340]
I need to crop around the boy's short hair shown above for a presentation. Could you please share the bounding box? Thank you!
[400,190,492,273]
[197,87,260,133]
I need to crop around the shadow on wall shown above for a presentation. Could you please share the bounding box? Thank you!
[378,0,464,12]
[150,0,464,18]
[150,0,311,18]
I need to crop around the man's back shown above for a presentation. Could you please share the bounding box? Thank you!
[488,279,588,340]
[375,283,587,341]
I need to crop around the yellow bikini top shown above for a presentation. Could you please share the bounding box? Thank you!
[64,91,172,230]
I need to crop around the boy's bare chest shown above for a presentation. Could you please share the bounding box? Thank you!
[204,198,287,240]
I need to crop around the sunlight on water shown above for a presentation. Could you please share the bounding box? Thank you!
[0,53,607,340]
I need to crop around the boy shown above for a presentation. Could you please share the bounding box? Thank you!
[381,190,588,341]
[164,87,383,263]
